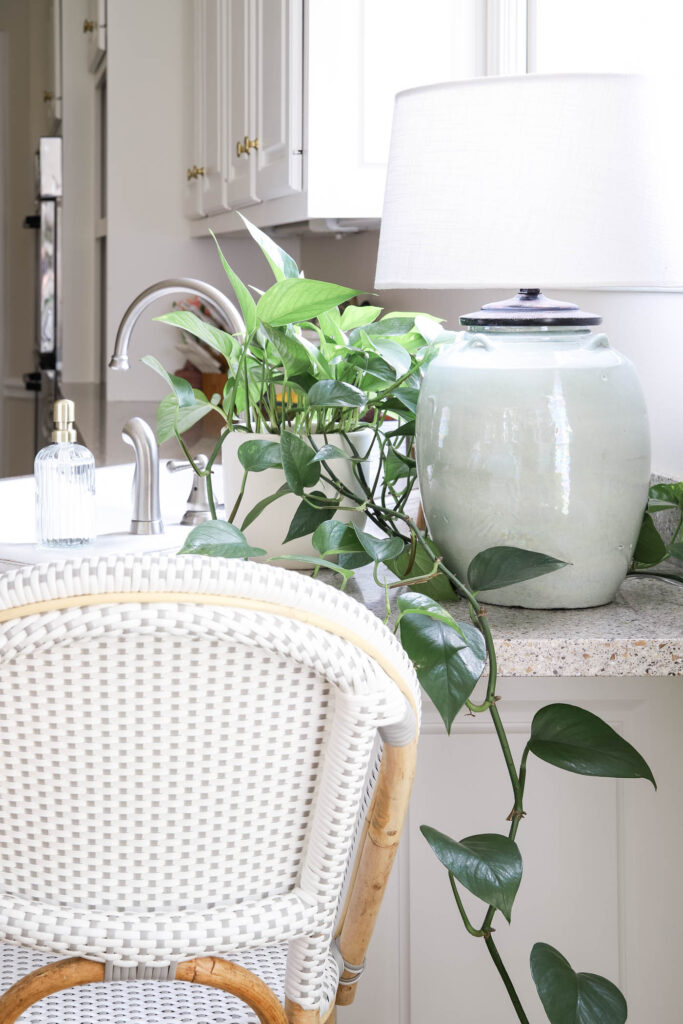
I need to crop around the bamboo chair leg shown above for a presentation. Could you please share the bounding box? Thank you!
[0,955,292,1024]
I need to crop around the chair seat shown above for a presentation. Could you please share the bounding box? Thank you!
[0,941,340,1022]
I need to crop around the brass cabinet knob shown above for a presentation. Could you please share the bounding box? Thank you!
[236,139,248,157]
[83,18,95,32]
[246,136,259,152]
[43,90,54,103]
[186,165,205,181]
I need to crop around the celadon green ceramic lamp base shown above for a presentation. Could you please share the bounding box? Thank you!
[415,291,651,609]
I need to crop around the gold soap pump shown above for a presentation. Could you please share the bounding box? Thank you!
[34,398,96,547]
[51,398,78,443]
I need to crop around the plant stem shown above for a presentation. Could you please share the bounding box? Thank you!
[228,468,248,524]
[449,874,485,937]
[489,703,521,807]
[484,935,530,1024]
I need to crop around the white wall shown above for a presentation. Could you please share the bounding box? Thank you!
[105,0,300,404]
[301,231,683,478]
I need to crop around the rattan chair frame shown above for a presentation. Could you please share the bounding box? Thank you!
[0,555,419,1023]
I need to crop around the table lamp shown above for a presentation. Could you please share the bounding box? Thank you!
[375,73,683,608]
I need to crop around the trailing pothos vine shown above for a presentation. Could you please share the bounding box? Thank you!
[146,215,670,1023]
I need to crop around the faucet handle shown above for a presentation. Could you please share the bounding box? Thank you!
[167,454,209,474]
[166,455,214,526]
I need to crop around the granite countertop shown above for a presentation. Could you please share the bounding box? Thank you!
[341,567,683,678]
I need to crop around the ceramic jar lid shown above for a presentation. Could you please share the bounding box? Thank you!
[460,289,602,327]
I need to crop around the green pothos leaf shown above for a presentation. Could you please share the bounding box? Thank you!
[421,827,522,923]
[155,393,214,444]
[632,512,667,567]
[468,546,568,592]
[530,943,627,1024]
[283,492,339,543]
[400,613,485,732]
[528,703,656,787]
[179,520,265,559]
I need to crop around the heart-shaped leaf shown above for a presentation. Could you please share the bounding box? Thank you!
[237,439,283,472]
[468,546,569,592]
[179,520,266,559]
[530,943,627,1024]
[528,703,656,786]
[256,279,363,327]
[632,512,667,567]
[237,212,300,281]
[156,393,214,443]
[142,355,196,408]
[279,431,321,495]
[351,524,404,562]
[400,613,486,732]
[312,520,372,569]
[284,492,339,543]
[421,827,522,923]
[307,380,366,409]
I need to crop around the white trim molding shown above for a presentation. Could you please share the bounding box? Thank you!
[486,0,528,75]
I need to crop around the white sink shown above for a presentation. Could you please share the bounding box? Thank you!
[0,462,220,568]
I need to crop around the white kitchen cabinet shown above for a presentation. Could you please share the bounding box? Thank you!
[339,575,683,1023]
[185,0,303,220]
[186,0,484,233]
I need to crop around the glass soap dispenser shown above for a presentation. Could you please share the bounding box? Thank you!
[35,398,95,546]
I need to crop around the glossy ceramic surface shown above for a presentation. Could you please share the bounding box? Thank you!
[416,328,651,608]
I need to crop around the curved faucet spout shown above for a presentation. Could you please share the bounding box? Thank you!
[108,278,245,370]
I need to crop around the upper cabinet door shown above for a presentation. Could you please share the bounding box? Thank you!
[253,0,303,202]
[225,0,259,208]
[201,0,231,214]
[185,0,226,218]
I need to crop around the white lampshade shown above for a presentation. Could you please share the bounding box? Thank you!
[375,73,683,290]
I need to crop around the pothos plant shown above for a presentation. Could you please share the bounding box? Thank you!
[145,214,671,1023]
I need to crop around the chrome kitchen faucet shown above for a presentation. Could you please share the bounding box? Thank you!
[109,279,245,534]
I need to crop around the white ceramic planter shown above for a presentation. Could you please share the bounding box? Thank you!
[416,328,651,608]
[221,429,376,566]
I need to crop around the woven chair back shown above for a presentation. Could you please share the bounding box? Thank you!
[0,555,416,983]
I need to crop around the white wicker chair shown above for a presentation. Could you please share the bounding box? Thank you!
[0,554,420,1023]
